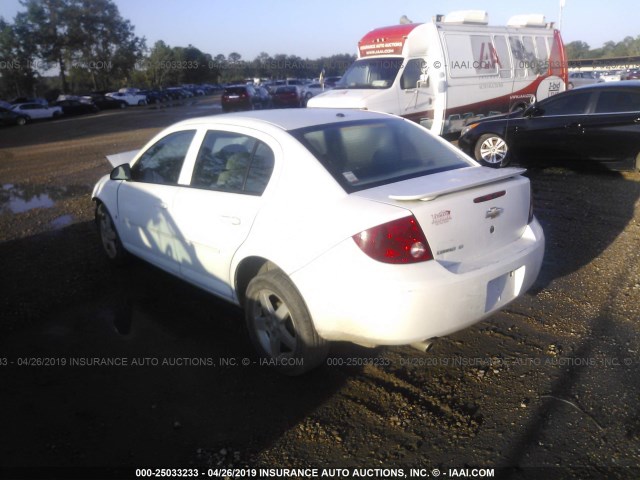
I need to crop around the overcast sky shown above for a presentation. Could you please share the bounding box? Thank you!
[0,0,636,59]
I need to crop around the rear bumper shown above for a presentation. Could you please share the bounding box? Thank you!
[291,219,545,346]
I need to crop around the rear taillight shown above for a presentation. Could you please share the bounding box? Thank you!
[353,215,433,264]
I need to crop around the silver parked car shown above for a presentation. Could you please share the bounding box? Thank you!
[567,71,603,89]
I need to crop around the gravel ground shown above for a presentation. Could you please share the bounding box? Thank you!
[0,98,639,479]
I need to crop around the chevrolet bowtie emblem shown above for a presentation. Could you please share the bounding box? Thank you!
[486,207,504,219]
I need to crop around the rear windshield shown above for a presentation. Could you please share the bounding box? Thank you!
[224,87,246,95]
[290,118,471,193]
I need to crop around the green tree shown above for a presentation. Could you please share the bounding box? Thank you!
[17,0,77,92]
[0,16,40,98]
[565,40,591,59]
[15,0,144,93]
[72,0,145,90]
[144,40,177,88]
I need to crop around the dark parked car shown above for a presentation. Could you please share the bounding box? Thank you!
[458,81,640,171]
[272,86,301,108]
[54,99,99,116]
[624,69,640,80]
[164,88,190,100]
[254,86,272,109]
[221,85,260,112]
[138,90,169,105]
[0,106,28,126]
[89,95,128,110]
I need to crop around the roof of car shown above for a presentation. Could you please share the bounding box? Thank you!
[573,80,640,91]
[172,108,396,131]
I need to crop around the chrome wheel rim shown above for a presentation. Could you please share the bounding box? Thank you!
[252,289,297,358]
[479,136,508,164]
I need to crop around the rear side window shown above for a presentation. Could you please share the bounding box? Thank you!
[539,91,591,116]
[595,90,640,113]
[291,118,470,193]
[131,130,196,185]
[190,131,274,195]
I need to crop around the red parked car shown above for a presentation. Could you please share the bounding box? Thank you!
[272,86,302,108]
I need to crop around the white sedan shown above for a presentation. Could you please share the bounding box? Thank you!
[301,82,333,101]
[11,103,63,120]
[106,91,147,106]
[93,109,545,374]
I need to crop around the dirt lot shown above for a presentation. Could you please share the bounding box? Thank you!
[0,98,639,479]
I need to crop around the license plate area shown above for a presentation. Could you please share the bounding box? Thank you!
[485,265,526,312]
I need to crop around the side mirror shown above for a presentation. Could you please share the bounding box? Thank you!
[110,163,132,181]
[522,103,541,118]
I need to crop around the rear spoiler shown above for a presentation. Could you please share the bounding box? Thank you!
[106,149,139,168]
[389,167,527,201]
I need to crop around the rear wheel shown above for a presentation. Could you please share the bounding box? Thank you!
[16,116,27,126]
[245,269,329,375]
[96,202,128,264]
[474,133,510,167]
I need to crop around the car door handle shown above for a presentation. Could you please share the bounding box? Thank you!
[220,215,241,225]
[565,122,582,129]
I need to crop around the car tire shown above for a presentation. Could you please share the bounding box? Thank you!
[95,202,128,265]
[474,133,510,168]
[16,117,27,126]
[137,100,146,106]
[245,269,329,375]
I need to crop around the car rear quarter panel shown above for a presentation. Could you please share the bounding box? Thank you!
[230,138,413,279]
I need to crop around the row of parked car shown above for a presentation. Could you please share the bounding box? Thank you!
[0,84,224,126]
[220,78,340,112]
[568,68,640,89]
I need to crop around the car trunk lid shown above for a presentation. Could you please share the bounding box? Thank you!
[353,166,532,264]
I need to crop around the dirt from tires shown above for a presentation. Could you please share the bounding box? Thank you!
[0,100,639,478]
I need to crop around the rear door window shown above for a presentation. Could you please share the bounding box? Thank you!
[594,90,640,113]
[190,131,274,195]
[539,91,592,116]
